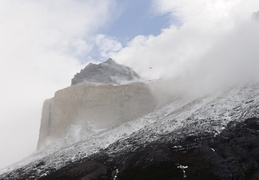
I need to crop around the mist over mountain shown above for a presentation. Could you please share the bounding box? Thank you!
[1,4,259,180]
[112,10,259,100]
[1,55,259,179]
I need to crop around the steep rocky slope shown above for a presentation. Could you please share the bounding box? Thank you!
[1,84,258,179]
[36,117,259,180]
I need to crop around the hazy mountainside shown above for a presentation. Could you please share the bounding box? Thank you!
[1,83,259,179]
[71,58,139,85]
[37,59,156,150]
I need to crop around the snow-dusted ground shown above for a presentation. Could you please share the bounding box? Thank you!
[1,84,259,178]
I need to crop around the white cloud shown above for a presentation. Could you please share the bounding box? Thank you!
[112,0,259,97]
[95,34,123,59]
[0,0,114,169]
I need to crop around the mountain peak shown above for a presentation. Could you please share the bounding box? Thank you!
[105,58,115,63]
[71,58,140,85]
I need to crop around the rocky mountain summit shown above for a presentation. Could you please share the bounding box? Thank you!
[37,59,156,150]
[71,58,140,85]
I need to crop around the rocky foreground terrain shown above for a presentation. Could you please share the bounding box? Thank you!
[1,117,259,180]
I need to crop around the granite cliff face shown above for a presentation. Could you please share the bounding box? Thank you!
[37,59,155,150]
[37,82,156,150]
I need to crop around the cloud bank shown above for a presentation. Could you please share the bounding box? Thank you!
[111,0,259,97]
[0,0,114,169]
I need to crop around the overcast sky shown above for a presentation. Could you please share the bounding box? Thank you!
[0,0,259,169]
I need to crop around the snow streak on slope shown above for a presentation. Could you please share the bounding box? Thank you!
[1,84,259,179]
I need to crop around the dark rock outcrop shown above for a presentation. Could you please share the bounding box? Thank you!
[99,117,259,180]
